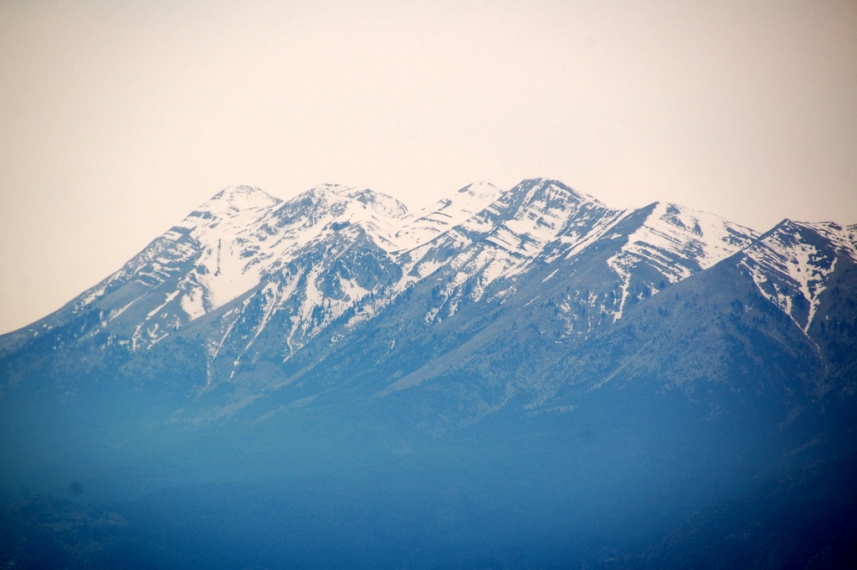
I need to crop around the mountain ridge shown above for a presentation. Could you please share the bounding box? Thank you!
[1,177,855,569]
[2,178,852,394]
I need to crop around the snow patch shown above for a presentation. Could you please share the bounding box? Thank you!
[146,290,180,320]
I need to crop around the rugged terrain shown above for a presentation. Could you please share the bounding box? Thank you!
[1,178,855,568]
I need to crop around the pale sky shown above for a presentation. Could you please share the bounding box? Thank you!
[1,0,856,334]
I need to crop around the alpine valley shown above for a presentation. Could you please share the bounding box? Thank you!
[2,178,856,569]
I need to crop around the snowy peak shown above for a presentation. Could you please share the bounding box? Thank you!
[458,180,502,199]
[387,180,622,329]
[308,184,409,223]
[198,185,282,215]
[175,186,282,238]
[3,176,854,421]
[393,181,504,251]
[56,183,409,351]
[11,177,849,364]
[637,201,757,270]
[303,183,408,219]
[517,178,601,208]
[605,201,758,320]
[334,187,410,220]
[740,219,856,332]
[261,184,411,254]
[484,178,610,258]
[490,178,604,222]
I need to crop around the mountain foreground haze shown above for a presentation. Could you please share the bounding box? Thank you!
[1,177,856,568]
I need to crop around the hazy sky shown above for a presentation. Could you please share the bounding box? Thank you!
[1,0,856,334]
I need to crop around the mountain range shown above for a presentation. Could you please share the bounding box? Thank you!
[1,177,856,568]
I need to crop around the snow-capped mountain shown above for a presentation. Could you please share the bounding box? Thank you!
[392,181,504,251]
[738,220,857,333]
[3,177,854,570]
[10,184,411,352]
[2,177,851,405]
[0,176,853,437]
[603,201,758,319]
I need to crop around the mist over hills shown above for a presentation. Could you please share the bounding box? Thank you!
[2,178,856,569]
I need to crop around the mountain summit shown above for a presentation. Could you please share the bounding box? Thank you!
[1,177,855,568]
[2,178,852,407]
